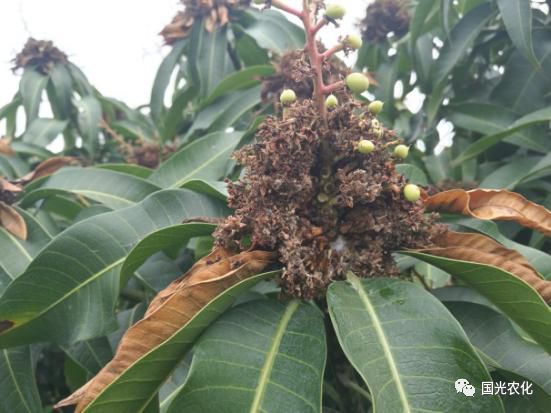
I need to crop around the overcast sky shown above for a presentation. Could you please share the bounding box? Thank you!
[0,0,370,107]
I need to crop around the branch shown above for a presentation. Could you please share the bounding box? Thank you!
[322,81,345,95]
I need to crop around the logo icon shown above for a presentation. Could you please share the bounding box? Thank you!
[455,379,476,397]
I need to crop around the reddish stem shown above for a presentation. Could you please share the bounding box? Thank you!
[301,0,327,121]
[311,18,327,35]
[322,44,344,60]
[322,81,345,94]
[271,0,303,18]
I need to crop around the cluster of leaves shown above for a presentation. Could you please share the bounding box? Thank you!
[0,1,549,413]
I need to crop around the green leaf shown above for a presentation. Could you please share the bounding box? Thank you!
[160,85,197,142]
[327,274,503,413]
[76,96,102,157]
[19,69,48,125]
[22,118,68,146]
[204,65,275,105]
[181,180,228,201]
[21,167,161,210]
[49,63,73,118]
[107,303,146,351]
[63,336,113,375]
[0,190,227,347]
[82,271,281,413]
[119,223,217,287]
[395,164,428,185]
[165,299,326,413]
[491,30,551,115]
[452,106,551,166]
[404,252,551,353]
[433,3,493,86]
[0,347,43,413]
[188,23,232,99]
[149,131,243,188]
[9,141,53,159]
[480,154,551,190]
[0,211,51,413]
[0,209,53,291]
[97,164,153,179]
[496,0,539,68]
[151,40,187,123]
[67,62,94,96]
[186,86,262,137]
[446,302,551,401]
[410,0,438,45]
[239,9,305,54]
[447,102,550,153]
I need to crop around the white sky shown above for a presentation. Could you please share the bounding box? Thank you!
[0,0,370,107]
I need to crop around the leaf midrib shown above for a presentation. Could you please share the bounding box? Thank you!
[347,273,412,413]
[249,299,299,413]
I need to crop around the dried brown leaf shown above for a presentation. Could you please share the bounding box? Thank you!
[425,189,551,237]
[417,231,551,303]
[0,139,15,156]
[0,178,22,193]
[0,202,27,240]
[56,248,275,412]
[17,156,77,184]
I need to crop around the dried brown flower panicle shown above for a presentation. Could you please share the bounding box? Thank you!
[215,96,443,298]
[161,0,251,44]
[12,38,68,74]
[215,0,442,298]
[361,0,410,43]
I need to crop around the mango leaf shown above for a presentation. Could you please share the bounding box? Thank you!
[239,9,305,54]
[149,131,243,188]
[395,164,428,185]
[433,2,493,86]
[204,65,275,105]
[447,102,550,153]
[49,63,73,118]
[76,96,102,157]
[150,40,187,124]
[409,0,438,44]
[496,0,539,68]
[160,85,197,143]
[186,86,262,137]
[181,180,228,201]
[9,142,53,159]
[22,118,68,146]
[425,189,551,237]
[119,223,217,286]
[20,167,161,210]
[404,251,551,353]
[491,30,551,115]
[59,250,276,412]
[0,189,227,348]
[97,164,153,179]
[446,302,551,402]
[63,336,114,375]
[19,69,48,125]
[188,23,232,99]
[166,299,326,413]
[0,346,43,413]
[0,210,52,413]
[452,107,551,165]
[480,154,551,190]
[327,274,503,413]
